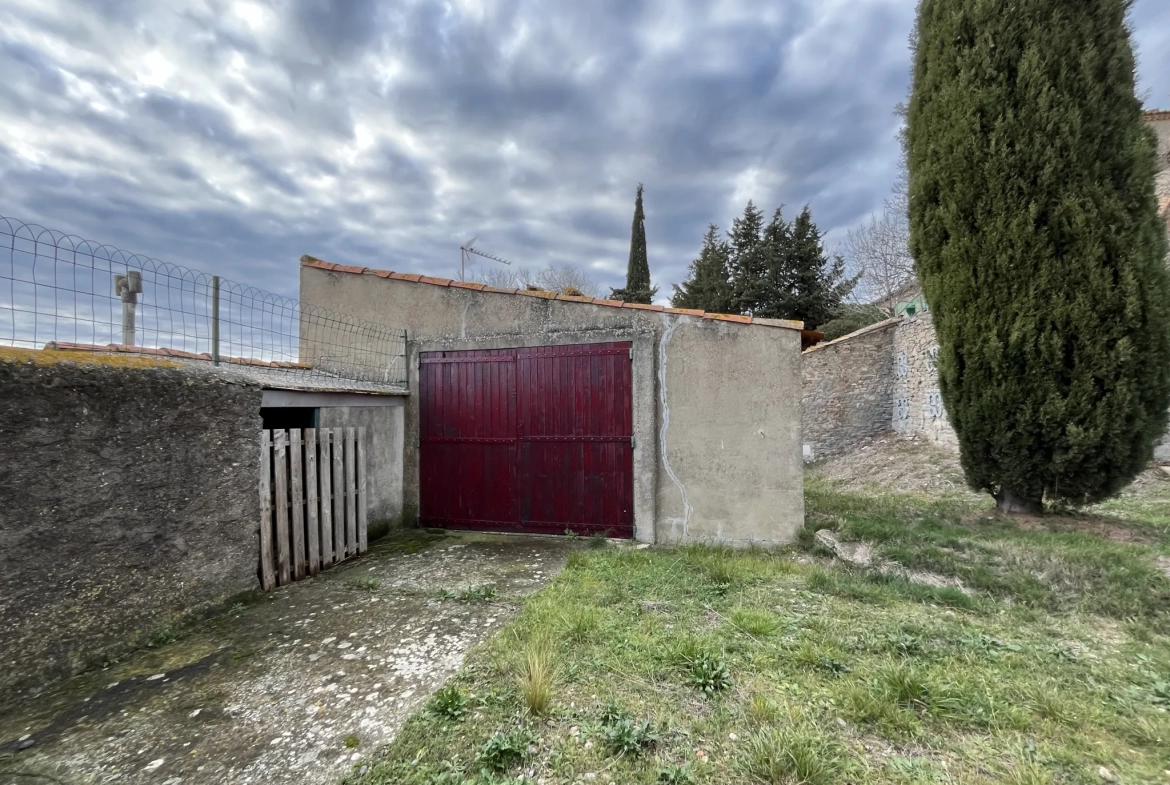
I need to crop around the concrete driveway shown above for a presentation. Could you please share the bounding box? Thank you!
[0,531,577,785]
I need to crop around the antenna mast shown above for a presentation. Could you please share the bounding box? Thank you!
[458,238,513,282]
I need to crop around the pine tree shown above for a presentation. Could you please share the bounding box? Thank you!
[610,184,658,303]
[671,225,734,312]
[908,0,1170,512]
[751,206,856,329]
[727,201,767,314]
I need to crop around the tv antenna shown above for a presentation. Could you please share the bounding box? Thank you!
[459,237,512,282]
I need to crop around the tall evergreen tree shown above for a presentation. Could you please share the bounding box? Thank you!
[773,206,856,329]
[727,201,767,314]
[610,184,657,303]
[908,0,1170,512]
[671,225,734,312]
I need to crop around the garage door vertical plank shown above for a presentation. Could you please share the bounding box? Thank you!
[259,430,274,591]
[305,427,320,575]
[357,426,368,554]
[319,429,333,568]
[332,427,345,562]
[274,428,290,586]
[345,426,357,557]
[290,428,305,581]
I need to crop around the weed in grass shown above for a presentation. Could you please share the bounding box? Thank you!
[840,680,921,737]
[1150,681,1170,707]
[740,727,848,785]
[656,763,697,784]
[729,607,780,636]
[791,641,850,675]
[147,624,179,648]
[559,606,601,642]
[458,585,498,604]
[347,575,381,591]
[476,727,538,773]
[601,716,659,756]
[565,551,591,570]
[684,649,733,695]
[427,684,470,721]
[588,532,608,549]
[1023,683,1078,726]
[517,638,556,716]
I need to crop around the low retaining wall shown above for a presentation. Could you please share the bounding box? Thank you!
[0,349,263,699]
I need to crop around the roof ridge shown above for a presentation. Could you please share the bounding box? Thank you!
[299,255,807,332]
[1145,109,1170,121]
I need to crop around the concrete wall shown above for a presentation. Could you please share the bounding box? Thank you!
[0,348,262,699]
[300,264,805,547]
[317,403,405,536]
[801,319,899,461]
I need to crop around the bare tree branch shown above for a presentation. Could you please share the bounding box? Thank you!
[469,263,598,296]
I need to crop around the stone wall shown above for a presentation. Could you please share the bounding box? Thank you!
[0,348,263,700]
[891,311,958,446]
[800,319,899,460]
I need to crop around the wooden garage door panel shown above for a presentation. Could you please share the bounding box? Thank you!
[419,342,633,537]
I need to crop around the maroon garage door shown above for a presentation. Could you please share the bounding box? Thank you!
[419,341,634,537]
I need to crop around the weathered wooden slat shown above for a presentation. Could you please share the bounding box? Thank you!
[345,427,357,557]
[274,429,291,586]
[259,430,275,591]
[290,428,305,580]
[357,426,368,554]
[332,427,345,562]
[305,428,320,576]
[319,429,333,568]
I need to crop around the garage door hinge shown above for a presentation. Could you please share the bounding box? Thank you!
[628,347,633,359]
[631,435,636,448]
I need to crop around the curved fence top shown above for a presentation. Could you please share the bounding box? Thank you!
[0,216,407,390]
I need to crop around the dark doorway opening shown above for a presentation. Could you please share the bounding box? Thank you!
[261,407,317,431]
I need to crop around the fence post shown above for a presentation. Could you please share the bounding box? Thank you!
[114,270,142,346]
[211,275,220,365]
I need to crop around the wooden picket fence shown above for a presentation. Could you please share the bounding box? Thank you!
[259,427,367,590]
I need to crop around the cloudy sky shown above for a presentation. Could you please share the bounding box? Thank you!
[2,0,1169,305]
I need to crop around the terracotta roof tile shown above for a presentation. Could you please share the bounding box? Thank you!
[709,313,752,324]
[1145,109,1170,122]
[300,257,803,331]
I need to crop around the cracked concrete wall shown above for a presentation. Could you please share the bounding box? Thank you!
[0,349,262,699]
[300,266,804,546]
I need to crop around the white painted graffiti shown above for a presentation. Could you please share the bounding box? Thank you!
[895,397,909,421]
[926,345,939,373]
[925,390,944,420]
[895,353,908,378]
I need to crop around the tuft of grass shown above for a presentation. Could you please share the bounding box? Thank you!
[559,606,602,642]
[427,683,470,721]
[475,727,538,773]
[740,727,849,785]
[729,607,780,637]
[346,575,381,591]
[451,584,497,603]
[344,733,360,749]
[517,638,556,716]
[656,763,697,784]
[147,624,179,648]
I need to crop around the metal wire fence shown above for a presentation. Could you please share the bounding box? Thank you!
[0,216,407,390]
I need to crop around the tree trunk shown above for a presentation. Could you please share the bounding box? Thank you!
[995,488,1043,516]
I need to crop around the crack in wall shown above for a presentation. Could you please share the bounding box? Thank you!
[658,317,692,539]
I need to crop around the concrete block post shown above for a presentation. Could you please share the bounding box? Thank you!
[114,270,142,346]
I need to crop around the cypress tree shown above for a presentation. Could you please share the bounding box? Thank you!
[672,225,735,312]
[908,0,1170,512]
[610,184,657,303]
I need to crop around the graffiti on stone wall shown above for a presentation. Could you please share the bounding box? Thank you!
[895,397,909,421]
[926,345,939,373]
[895,353,908,378]
[925,390,944,420]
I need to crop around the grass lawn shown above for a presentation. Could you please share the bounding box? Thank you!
[344,473,1170,784]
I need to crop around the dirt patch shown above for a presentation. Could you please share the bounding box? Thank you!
[969,511,1165,545]
[811,434,978,498]
[0,531,580,785]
